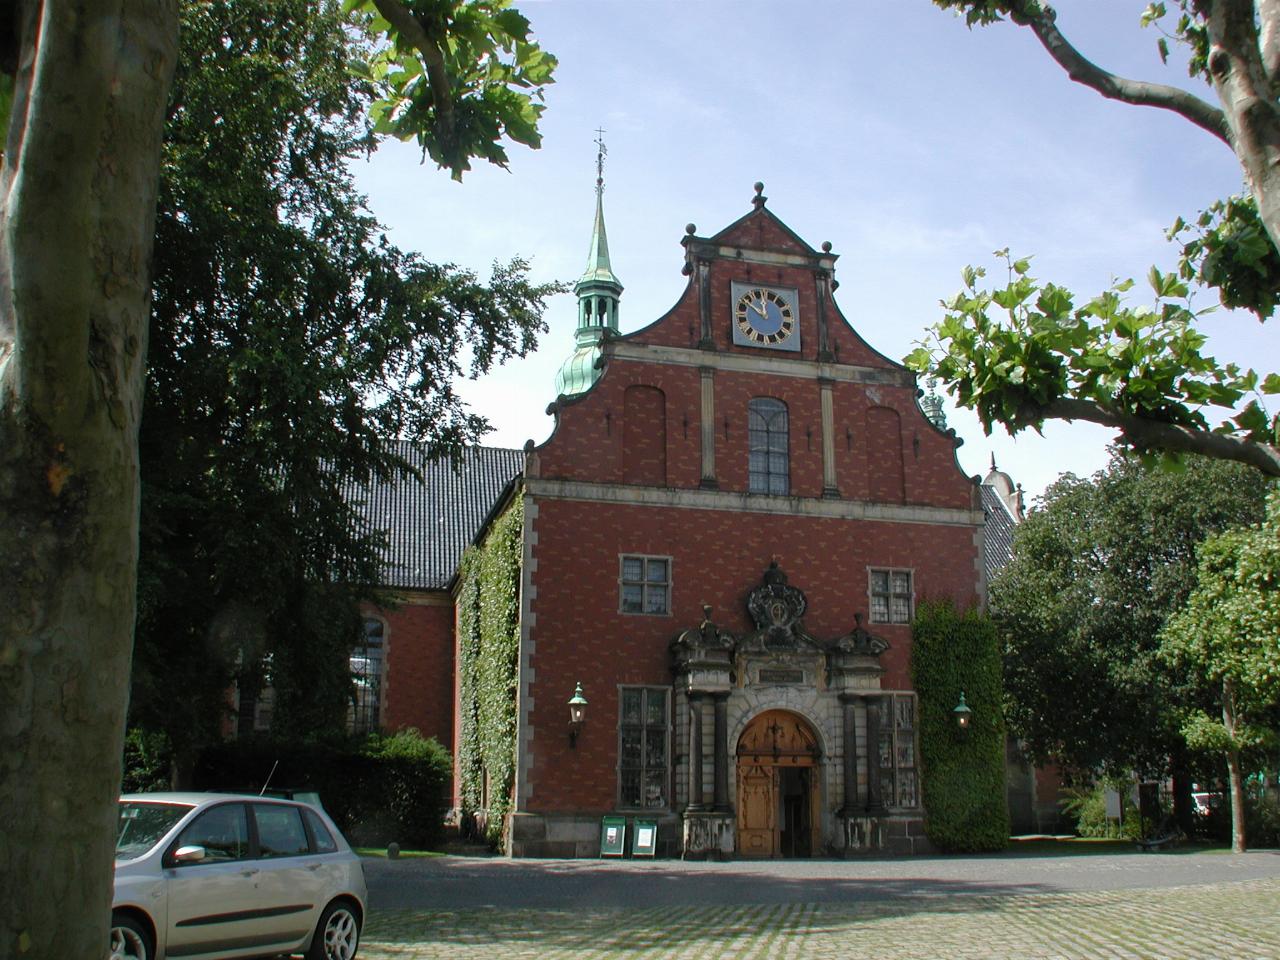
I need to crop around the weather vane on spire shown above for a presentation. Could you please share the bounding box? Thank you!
[594,127,607,193]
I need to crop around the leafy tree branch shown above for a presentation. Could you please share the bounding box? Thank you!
[1039,396,1280,475]
[349,0,557,178]
[906,252,1280,476]
[936,2,1227,138]
[935,1,1280,265]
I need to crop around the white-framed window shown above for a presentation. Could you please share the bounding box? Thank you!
[878,693,919,809]
[869,568,913,624]
[619,687,670,809]
[619,555,670,615]
[348,617,384,733]
[748,397,789,495]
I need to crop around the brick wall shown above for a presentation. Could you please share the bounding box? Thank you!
[521,495,980,814]
[364,593,455,748]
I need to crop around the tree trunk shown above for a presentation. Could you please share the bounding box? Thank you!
[1203,1,1280,257]
[1222,678,1247,854]
[1225,747,1248,853]
[0,3,177,958]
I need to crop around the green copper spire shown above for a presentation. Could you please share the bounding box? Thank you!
[555,129,624,398]
[920,377,947,430]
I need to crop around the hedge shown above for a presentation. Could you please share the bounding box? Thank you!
[910,599,1009,852]
[187,727,451,849]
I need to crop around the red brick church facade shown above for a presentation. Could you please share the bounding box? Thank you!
[364,181,1003,857]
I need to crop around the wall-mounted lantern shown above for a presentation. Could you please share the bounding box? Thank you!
[568,682,588,747]
[953,691,972,733]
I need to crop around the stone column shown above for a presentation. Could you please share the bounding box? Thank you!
[820,378,838,497]
[698,261,713,348]
[865,696,886,814]
[814,271,832,362]
[712,692,730,811]
[688,694,706,811]
[700,367,716,488]
[838,693,858,816]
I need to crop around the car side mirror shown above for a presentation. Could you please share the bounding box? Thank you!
[173,844,207,864]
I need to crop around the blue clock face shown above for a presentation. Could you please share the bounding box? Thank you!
[735,288,795,345]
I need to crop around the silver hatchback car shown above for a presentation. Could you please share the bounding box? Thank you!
[112,792,367,960]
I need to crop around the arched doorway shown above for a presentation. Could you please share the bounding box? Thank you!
[735,710,822,858]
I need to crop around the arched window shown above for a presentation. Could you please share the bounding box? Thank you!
[748,397,789,495]
[349,617,384,734]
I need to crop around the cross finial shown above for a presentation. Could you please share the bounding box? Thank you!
[594,128,607,191]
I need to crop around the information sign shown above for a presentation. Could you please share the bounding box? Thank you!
[632,819,657,857]
[599,816,627,857]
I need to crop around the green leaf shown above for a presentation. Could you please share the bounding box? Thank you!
[1233,401,1270,436]
[904,347,934,372]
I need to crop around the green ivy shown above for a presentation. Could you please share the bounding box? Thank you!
[456,492,523,847]
[910,599,1010,852]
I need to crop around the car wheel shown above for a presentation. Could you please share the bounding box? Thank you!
[306,899,361,960]
[108,913,152,960]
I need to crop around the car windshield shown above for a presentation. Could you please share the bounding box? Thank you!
[116,801,193,860]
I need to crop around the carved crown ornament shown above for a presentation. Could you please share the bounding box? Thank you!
[669,562,889,673]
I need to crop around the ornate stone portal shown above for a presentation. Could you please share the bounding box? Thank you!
[671,562,911,858]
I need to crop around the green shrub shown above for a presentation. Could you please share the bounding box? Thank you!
[1060,779,1141,839]
[910,599,1009,852]
[362,728,452,848]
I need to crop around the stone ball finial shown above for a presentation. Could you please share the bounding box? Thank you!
[685,222,697,235]
[523,439,535,453]
[821,241,832,253]
[751,182,767,207]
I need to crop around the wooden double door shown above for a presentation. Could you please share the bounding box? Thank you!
[736,710,822,858]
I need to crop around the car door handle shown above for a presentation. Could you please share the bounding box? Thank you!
[240,867,260,877]
[307,863,323,871]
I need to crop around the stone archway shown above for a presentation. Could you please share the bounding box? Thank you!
[735,709,822,858]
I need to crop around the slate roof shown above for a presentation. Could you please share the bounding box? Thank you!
[344,443,524,591]
[980,482,1018,581]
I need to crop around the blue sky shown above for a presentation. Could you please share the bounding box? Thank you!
[352,1,1280,502]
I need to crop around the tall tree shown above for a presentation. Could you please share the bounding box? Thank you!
[0,1,555,956]
[130,0,561,779]
[913,3,1280,476]
[1161,491,1280,852]
[0,4,179,959]
[991,452,1270,819]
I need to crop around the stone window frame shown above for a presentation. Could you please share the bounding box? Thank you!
[878,691,920,810]
[867,567,914,624]
[349,615,386,734]
[618,554,672,616]
[617,685,671,811]
[748,396,790,495]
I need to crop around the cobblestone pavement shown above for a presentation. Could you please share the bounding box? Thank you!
[359,853,1280,958]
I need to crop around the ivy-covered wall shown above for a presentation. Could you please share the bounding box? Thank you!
[456,492,523,848]
[910,599,1009,852]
